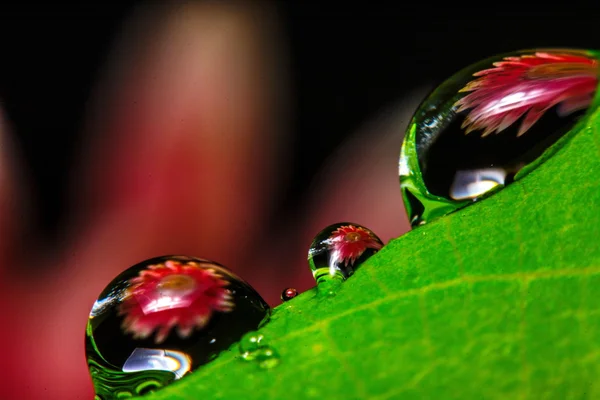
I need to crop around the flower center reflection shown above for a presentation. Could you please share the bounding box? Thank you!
[157,274,196,296]
[344,232,362,242]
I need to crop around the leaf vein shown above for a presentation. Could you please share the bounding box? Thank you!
[273,267,600,344]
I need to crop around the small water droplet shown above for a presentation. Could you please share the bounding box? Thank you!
[254,347,280,369]
[281,287,298,302]
[239,332,280,369]
[308,223,383,293]
[239,332,264,360]
[86,255,270,399]
[400,49,599,227]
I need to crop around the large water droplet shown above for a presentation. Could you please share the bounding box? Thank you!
[86,255,270,399]
[308,223,383,293]
[400,49,599,227]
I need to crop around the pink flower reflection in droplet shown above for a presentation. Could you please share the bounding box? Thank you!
[455,52,598,137]
[118,260,234,344]
[328,225,383,267]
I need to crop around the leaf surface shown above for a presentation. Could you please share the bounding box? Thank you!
[148,107,600,400]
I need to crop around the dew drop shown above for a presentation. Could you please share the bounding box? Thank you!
[399,49,599,227]
[86,255,270,399]
[281,287,298,302]
[239,332,281,369]
[308,223,383,293]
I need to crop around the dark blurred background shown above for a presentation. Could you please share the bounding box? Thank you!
[0,2,598,241]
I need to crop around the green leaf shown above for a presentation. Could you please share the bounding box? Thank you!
[148,108,600,399]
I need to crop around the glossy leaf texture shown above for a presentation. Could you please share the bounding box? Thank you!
[146,96,600,399]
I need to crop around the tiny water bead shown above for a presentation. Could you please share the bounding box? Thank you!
[281,287,298,302]
[239,332,280,369]
[308,223,383,290]
[399,49,600,227]
[86,255,270,399]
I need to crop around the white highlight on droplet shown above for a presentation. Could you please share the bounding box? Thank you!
[122,348,192,379]
[450,168,507,200]
[481,89,545,116]
[90,288,128,318]
[140,295,193,314]
[399,152,410,176]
